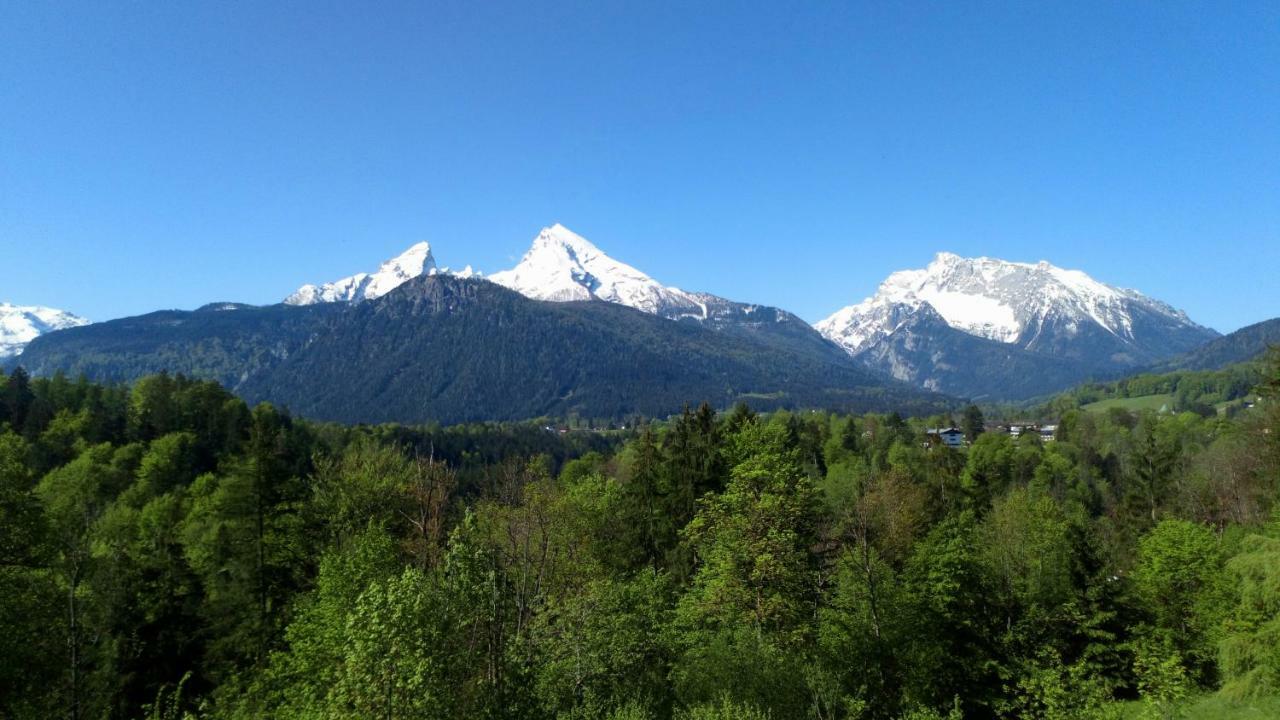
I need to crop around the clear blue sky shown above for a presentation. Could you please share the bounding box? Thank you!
[2,1,1276,332]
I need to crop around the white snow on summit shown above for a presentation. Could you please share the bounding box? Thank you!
[488,224,706,317]
[282,224,709,318]
[0,303,90,358]
[284,242,480,305]
[281,224,807,331]
[816,252,1194,356]
[444,264,481,280]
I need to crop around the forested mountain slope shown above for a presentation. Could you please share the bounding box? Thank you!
[1153,317,1280,372]
[17,277,946,423]
[15,301,343,390]
[239,275,945,422]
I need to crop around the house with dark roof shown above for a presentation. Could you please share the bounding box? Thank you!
[925,427,966,449]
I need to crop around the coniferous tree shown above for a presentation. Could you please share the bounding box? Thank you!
[2,367,35,432]
[962,404,985,442]
[663,404,727,539]
[622,427,669,572]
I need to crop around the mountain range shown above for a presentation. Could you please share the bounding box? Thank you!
[16,275,944,423]
[284,223,857,370]
[815,252,1219,398]
[10,223,1269,419]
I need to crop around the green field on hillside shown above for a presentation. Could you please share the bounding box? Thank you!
[1083,393,1175,413]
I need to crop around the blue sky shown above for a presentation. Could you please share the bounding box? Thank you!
[1,1,1276,332]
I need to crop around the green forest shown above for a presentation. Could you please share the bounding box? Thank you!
[1032,361,1266,420]
[2,358,1280,720]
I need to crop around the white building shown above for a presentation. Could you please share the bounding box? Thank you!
[926,427,966,449]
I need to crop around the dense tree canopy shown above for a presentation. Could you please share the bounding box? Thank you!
[1,361,1279,719]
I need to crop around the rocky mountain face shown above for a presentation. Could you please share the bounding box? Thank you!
[817,253,1219,399]
[0,303,89,358]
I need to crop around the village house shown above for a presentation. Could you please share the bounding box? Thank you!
[925,426,966,449]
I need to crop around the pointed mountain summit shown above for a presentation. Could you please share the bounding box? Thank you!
[285,241,473,305]
[1,302,90,358]
[488,224,706,317]
[284,241,481,305]
[488,224,849,360]
[816,253,1218,398]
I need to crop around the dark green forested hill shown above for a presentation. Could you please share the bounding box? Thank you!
[1154,317,1280,372]
[13,301,344,390]
[1027,357,1270,421]
[3,360,1280,720]
[1020,321,1280,421]
[18,276,949,424]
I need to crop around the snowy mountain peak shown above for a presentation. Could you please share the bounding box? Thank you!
[359,241,437,299]
[285,241,441,305]
[816,253,1207,358]
[0,302,90,358]
[382,241,434,275]
[488,224,703,314]
[534,223,597,254]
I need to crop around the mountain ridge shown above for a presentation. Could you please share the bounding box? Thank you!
[815,252,1217,398]
[246,274,946,423]
[285,241,479,305]
[1152,317,1280,372]
[19,275,948,423]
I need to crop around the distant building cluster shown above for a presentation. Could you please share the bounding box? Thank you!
[925,422,1058,450]
[1003,422,1058,442]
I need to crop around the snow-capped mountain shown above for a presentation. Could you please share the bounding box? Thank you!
[816,252,1218,397]
[283,224,806,335]
[275,229,1220,400]
[488,224,709,318]
[487,224,842,358]
[1,303,90,358]
[284,242,478,305]
[281,225,712,320]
